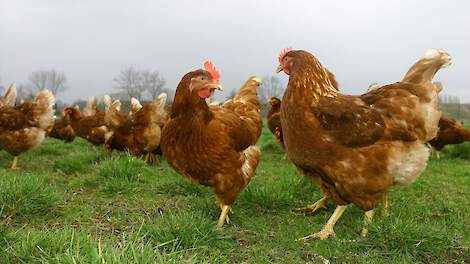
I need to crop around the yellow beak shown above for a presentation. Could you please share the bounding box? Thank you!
[215,84,224,91]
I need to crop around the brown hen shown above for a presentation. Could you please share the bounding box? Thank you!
[429,115,470,155]
[64,97,108,146]
[161,62,262,227]
[104,93,168,159]
[277,48,451,240]
[267,69,339,146]
[49,111,76,143]
[0,89,55,169]
[267,96,283,145]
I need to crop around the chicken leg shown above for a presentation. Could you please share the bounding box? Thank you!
[294,196,328,214]
[298,205,348,241]
[361,210,374,237]
[217,205,232,227]
[11,156,19,170]
[382,192,389,217]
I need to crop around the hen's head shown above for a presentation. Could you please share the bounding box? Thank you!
[268,96,281,107]
[276,48,294,75]
[63,106,81,119]
[188,61,223,99]
[276,48,320,76]
[171,61,224,118]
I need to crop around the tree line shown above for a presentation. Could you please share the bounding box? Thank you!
[1,68,287,104]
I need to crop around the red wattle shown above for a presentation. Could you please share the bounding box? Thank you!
[197,89,213,99]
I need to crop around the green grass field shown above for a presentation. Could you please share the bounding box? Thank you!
[0,126,469,263]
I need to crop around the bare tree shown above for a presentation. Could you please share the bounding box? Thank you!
[142,69,166,99]
[16,83,34,101]
[28,69,68,95]
[113,66,146,101]
[259,76,284,103]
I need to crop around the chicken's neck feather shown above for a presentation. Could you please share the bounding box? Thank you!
[170,84,213,124]
[289,55,338,101]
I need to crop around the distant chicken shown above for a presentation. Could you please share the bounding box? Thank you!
[429,115,470,156]
[104,93,168,158]
[161,62,262,227]
[64,97,108,146]
[48,110,76,143]
[0,89,55,169]
[276,48,451,240]
[267,96,283,145]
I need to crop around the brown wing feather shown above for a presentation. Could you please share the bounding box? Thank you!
[313,95,385,147]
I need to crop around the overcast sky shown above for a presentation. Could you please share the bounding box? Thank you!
[1,0,469,103]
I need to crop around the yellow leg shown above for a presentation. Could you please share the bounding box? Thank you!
[217,205,232,228]
[11,156,19,170]
[382,192,389,217]
[294,196,328,214]
[298,205,348,241]
[361,210,375,237]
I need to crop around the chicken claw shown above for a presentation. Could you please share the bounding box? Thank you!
[217,205,232,228]
[361,209,374,237]
[298,205,347,241]
[10,156,19,170]
[298,228,336,241]
[293,196,328,214]
[381,192,389,217]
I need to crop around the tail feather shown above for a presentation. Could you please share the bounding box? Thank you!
[402,49,452,85]
[135,93,168,126]
[129,97,143,115]
[32,90,55,131]
[105,100,123,129]
[367,82,381,92]
[1,83,17,107]
[156,93,168,109]
[83,96,97,116]
[225,76,263,142]
[241,146,261,184]
[103,95,112,110]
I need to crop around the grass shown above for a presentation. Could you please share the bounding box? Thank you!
[0,127,469,263]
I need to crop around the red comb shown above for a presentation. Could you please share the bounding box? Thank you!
[203,61,220,81]
[278,48,292,63]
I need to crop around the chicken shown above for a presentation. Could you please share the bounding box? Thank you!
[0,90,55,169]
[276,48,451,240]
[48,110,76,143]
[429,115,470,157]
[104,93,168,158]
[267,97,283,145]
[64,98,108,146]
[0,84,17,108]
[161,61,262,227]
[267,69,338,145]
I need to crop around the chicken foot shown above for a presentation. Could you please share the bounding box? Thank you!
[361,210,374,237]
[382,192,389,217]
[293,196,328,214]
[298,205,347,241]
[11,156,19,170]
[217,204,232,228]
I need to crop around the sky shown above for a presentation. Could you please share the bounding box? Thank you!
[1,0,469,103]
